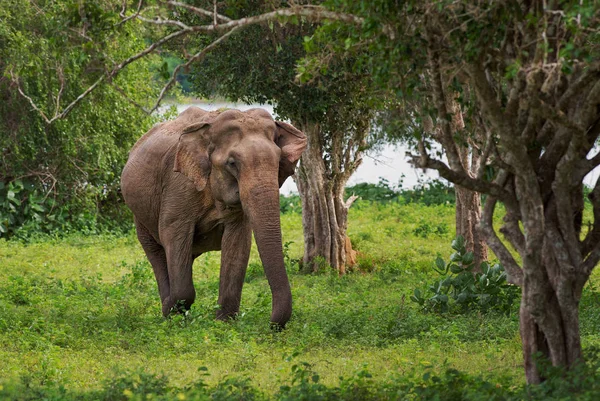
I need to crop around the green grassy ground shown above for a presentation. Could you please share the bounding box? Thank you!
[1,202,599,399]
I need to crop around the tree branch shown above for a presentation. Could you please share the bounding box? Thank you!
[10,68,105,124]
[148,25,242,113]
[480,196,524,286]
[13,4,393,124]
[119,0,144,25]
[167,1,232,23]
[408,146,518,211]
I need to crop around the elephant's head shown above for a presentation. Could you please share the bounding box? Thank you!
[173,108,306,327]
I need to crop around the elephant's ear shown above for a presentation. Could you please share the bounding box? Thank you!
[174,122,212,191]
[275,121,307,187]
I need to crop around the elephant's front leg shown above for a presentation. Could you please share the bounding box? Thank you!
[216,217,251,320]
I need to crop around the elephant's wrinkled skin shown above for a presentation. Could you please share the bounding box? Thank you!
[121,107,306,327]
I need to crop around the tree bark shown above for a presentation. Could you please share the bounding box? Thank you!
[294,121,358,274]
[448,91,488,268]
[455,186,487,267]
[519,236,586,384]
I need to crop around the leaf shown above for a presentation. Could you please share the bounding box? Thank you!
[344,37,353,50]
[450,252,462,263]
[30,203,46,212]
[462,252,474,266]
[450,264,463,274]
[451,236,465,251]
[435,256,446,271]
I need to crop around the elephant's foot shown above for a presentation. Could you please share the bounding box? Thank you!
[215,308,238,321]
[162,297,193,317]
[270,322,285,332]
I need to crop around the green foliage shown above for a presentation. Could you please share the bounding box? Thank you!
[346,177,455,206]
[279,194,302,214]
[413,221,449,239]
[411,236,520,314]
[345,178,399,203]
[400,179,456,206]
[0,180,46,236]
[0,203,598,398]
[102,369,170,400]
[4,352,600,400]
[0,178,135,239]
[0,0,161,238]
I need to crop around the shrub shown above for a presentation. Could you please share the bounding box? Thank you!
[345,177,455,206]
[410,236,520,314]
[3,351,600,400]
[345,178,399,203]
[279,194,302,214]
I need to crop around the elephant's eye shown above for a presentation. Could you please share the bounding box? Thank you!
[226,157,237,168]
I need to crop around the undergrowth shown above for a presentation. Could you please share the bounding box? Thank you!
[3,350,600,400]
[0,200,599,398]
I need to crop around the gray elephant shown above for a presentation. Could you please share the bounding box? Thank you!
[121,107,307,327]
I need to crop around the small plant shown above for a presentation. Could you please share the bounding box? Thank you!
[283,240,298,272]
[413,221,449,238]
[411,236,520,314]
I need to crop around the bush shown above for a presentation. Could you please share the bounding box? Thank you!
[279,194,302,214]
[345,177,455,206]
[0,0,160,239]
[345,178,400,203]
[4,353,600,400]
[0,178,135,239]
[411,236,520,314]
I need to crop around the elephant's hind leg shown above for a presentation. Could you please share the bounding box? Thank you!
[161,223,196,316]
[135,221,170,305]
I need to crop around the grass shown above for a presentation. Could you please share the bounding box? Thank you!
[0,201,599,399]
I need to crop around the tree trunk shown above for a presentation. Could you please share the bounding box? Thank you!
[519,238,585,383]
[447,92,488,268]
[455,186,487,268]
[294,121,356,274]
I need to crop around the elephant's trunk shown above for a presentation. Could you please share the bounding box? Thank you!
[241,179,292,328]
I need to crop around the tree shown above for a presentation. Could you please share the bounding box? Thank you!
[300,0,600,383]
[3,1,375,248]
[186,1,384,273]
[304,9,489,268]
[12,0,600,384]
[0,0,158,235]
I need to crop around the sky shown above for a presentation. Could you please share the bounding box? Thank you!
[174,101,437,194]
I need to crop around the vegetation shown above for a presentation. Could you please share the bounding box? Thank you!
[299,0,600,382]
[411,236,520,315]
[0,0,161,238]
[0,199,599,399]
[2,0,600,393]
[345,178,455,206]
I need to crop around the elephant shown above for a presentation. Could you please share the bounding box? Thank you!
[121,107,307,327]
